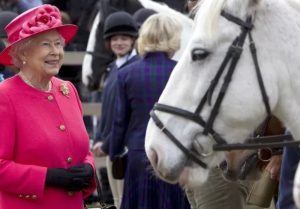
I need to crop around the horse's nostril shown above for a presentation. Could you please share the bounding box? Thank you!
[219,160,228,171]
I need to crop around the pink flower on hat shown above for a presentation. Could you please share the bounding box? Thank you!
[19,5,62,39]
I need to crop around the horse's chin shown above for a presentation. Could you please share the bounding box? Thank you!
[151,161,210,187]
[178,166,210,189]
[153,168,181,184]
[177,152,226,188]
[147,145,187,183]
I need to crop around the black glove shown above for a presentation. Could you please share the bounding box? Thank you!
[46,164,94,191]
[68,163,94,186]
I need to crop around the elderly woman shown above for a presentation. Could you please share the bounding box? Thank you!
[0,4,96,209]
[109,14,190,209]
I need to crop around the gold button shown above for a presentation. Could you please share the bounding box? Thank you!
[59,124,66,131]
[31,195,37,200]
[25,195,30,199]
[67,191,74,196]
[18,194,23,198]
[47,95,54,101]
[66,157,73,164]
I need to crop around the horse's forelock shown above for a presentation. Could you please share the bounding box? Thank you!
[194,0,261,41]
[194,0,226,41]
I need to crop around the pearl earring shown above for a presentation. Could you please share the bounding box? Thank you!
[22,60,26,65]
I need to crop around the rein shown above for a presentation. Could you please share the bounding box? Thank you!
[150,10,300,169]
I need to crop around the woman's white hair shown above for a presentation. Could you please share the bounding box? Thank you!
[9,38,33,68]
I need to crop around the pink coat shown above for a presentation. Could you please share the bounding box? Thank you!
[0,75,96,209]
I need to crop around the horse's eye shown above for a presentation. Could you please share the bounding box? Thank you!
[191,48,210,61]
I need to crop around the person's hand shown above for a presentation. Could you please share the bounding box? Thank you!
[46,164,94,191]
[92,142,107,157]
[68,163,94,179]
[264,155,282,181]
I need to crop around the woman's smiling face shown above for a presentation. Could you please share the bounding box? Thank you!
[22,30,65,77]
[110,35,134,58]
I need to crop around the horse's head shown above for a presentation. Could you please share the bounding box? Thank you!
[145,0,300,188]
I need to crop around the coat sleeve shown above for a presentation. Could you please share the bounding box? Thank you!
[0,91,47,200]
[94,69,118,153]
[109,72,130,160]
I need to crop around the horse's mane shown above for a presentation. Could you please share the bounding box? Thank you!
[193,0,226,41]
[138,0,192,26]
[193,0,300,41]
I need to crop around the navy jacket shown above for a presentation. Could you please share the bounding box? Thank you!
[109,52,176,158]
[94,54,139,153]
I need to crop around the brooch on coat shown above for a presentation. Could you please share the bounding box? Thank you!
[60,82,70,97]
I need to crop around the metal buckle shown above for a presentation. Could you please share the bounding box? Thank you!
[258,147,272,162]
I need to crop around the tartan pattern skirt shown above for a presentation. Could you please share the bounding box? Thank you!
[120,150,190,209]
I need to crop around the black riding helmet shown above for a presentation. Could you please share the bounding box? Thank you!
[103,11,138,40]
[0,11,18,38]
[133,8,157,28]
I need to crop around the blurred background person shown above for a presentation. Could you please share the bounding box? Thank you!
[14,0,43,13]
[132,8,156,28]
[0,10,18,43]
[0,0,43,13]
[0,11,18,81]
[109,13,190,209]
[92,11,139,209]
[276,140,300,209]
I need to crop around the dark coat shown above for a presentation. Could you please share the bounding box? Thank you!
[94,54,140,154]
[110,52,190,209]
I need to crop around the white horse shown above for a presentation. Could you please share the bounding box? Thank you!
[145,0,300,207]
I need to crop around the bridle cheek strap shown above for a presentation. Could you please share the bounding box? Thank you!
[150,110,208,168]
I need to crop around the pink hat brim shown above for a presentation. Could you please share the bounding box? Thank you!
[0,24,78,66]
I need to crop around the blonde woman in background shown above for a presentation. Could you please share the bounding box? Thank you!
[109,13,191,209]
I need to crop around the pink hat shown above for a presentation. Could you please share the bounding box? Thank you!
[0,4,78,66]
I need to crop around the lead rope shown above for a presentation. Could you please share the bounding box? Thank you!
[84,171,116,209]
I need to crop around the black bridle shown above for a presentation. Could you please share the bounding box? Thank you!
[150,11,300,169]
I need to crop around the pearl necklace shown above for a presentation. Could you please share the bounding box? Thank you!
[19,72,52,92]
